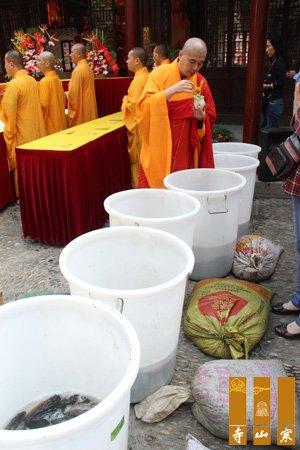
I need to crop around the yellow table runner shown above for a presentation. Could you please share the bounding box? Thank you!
[18,111,124,152]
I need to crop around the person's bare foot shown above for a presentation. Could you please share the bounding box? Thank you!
[287,321,300,334]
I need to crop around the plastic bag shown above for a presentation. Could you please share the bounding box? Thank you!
[232,235,283,281]
[134,385,191,423]
[184,278,271,359]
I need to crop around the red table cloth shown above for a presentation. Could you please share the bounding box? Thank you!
[16,127,131,245]
[62,77,132,117]
[0,133,16,209]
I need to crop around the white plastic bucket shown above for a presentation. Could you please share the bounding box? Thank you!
[104,188,200,247]
[164,169,246,280]
[0,295,140,450]
[214,153,260,236]
[213,142,261,158]
[59,227,194,403]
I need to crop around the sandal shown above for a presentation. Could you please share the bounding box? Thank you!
[271,302,300,315]
[275,323,300,339]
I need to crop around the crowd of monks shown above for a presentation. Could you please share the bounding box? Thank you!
[0,36,216,195]
[0,43,97,192]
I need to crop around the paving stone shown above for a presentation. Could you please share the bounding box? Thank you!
[0,199,299,449]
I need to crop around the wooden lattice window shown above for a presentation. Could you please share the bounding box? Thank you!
[89,0,116,49]
[150,0,170,46]
[268,0,300,69]
[205,0,299,70]
[231,1,250,66]
[205,0,250,69]
[206,1,228,67]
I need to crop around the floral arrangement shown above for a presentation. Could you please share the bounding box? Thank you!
[213,125,233,142]
[84,34,119,77]
[11,24,61,79]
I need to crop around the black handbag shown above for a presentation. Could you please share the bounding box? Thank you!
[265,132,300,180]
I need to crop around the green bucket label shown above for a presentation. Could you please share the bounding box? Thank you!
[111,415,125,441]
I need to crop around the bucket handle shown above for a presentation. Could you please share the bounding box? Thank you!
[115,297,124,314]
[207,194,228,214]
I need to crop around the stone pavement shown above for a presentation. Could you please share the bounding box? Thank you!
[0,194,299,449]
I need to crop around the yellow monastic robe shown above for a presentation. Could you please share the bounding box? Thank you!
[39,70,67,135]
[137,60,216,188]
[1,69,46,171]
[161,59,170,65]
[0,82,6,113]
[68,59,98,127]
[121,66,149,187]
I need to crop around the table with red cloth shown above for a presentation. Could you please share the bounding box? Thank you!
[62,77,132,117]
[0,132,16,209]
[16,112,131,245]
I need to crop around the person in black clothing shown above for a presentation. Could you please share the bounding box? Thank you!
[262,35,288,128]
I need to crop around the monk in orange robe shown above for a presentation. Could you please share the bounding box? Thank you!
[153,44,170,68]
[138,37,216,188]
[68,43,98,127]
[122,47,149,187]
[1,50,46,191]
[37,51,67,135]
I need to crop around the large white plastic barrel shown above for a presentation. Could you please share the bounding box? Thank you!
[214,153,260,236]
[59,227,194,403]
[164,169,246,280]
[213,142,261,158]
[104,188,200,247]
[0,295,140,450]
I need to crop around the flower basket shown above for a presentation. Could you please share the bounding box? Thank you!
[10,25,61,79]
[84,34,119,78]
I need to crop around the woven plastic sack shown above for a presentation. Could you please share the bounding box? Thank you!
[232,234,283,281]
[183,278,271,359]
[191,359,299,446]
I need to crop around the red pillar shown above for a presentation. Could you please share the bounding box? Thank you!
[124,0,138,56]
[243,0,269,143]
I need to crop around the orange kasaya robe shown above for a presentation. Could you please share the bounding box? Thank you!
[161,59,170,65]
[1,69,46,172]
[121,66,149,187]
[68,59,98,127]
[137,59,216,188]
[39,70,67,135]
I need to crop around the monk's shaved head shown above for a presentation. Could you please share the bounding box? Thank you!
[178,37,207,78]
[71,43,86,56]
[38,51,55,69]
[153,44,169,67]
[182,38,207,54]
[70,43,86,65]
[154,44,168,58]
[130,47,147,66]
[5,50,23,68]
